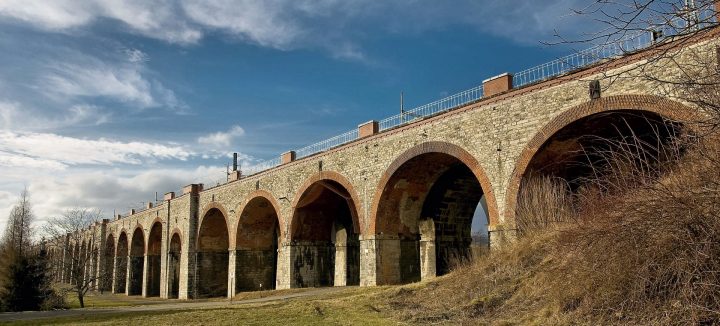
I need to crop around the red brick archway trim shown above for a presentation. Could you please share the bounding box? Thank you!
[197,201,231,250]
[146,219,164,255]
[150,217,163,228]
[503,94,698,226]
[290,170,362,239]
[116,229,129,256]
[233,189,284,249]
[169,228,183,249]
[130,225,146,256]
[368,141,499,234]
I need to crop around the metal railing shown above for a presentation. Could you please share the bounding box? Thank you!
[242,10,718,178]
[379,84,484,131]
[296,128,359,159]
[514,9,717,88]
[243,157,281,176]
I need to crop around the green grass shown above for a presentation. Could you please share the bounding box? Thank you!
[8,287,399,326]
[63,292,169,309]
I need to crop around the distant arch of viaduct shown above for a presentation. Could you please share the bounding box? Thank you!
[47,29,717,299]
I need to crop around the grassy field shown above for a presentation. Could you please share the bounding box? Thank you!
[8,287,399,325]
[64,293,169,309]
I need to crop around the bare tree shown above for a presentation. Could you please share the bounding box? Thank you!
[551,1,720,126]
[43,208,102,308]
[3,189,34,257]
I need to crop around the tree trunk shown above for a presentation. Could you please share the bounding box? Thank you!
[78,291,84,308]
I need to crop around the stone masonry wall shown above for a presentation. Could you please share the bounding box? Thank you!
[66,29,720,298]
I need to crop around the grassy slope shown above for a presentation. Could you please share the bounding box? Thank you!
[13,135,720,325]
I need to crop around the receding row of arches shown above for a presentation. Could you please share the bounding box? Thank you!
[50,240,99,285]
[78,99,689,298]
[100,223,182,298]
[190,106,684,297]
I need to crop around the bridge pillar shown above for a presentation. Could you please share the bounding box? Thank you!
[111,254,118,293]
[159,223,168,299]
[488,226,517,248]
[141,254,149,297]
[179,185,200,299]
[61,236,70,283]
[419,219,436,280]
[276,244,291,289]
[227,250,236,298]
[96,220,108,292]
[359,234,402,286]
[333,242,348,286]
[125,253,132,295]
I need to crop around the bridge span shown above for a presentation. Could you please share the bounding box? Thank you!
[48,26,718,299]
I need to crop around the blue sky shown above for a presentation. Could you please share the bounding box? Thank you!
[0,0,597,230]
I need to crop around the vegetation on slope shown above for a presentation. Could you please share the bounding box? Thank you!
[384,130,720,325]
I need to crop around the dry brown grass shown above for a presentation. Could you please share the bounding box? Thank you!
[383,127,720,325]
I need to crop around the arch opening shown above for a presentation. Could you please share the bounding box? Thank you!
[168,233,181,299]
[375,152,487,283]
[235,196,279,293]
[129,228,145,295]
[290,179,360,288]
[102,235,115,292]
[146,223,162,297]
[114,233,128,293]
[515,110,682,232]
[197,208,229,298]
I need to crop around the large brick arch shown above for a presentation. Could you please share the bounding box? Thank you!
[106,232,115,245]
[170,228,183,246]
[504,94,698,226]
[116,229,129,255]
[198,201,231,248]
[146,219,163,254]
[290,170,362,237]
[369,141,499,234]
[234,189,285,248]
[130,225,146,255]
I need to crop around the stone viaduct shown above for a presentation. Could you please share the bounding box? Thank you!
[47,26,719,300]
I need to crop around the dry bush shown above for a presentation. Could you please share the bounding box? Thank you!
[541,131,720,324]
[384,124,720,325]
[515,175,575,235]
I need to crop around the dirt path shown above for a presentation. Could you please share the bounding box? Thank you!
[0,287,348,323]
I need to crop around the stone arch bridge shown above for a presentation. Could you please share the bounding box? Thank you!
[47,27,719,299]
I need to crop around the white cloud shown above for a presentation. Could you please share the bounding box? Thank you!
[41,58,178,109]
[0,0,595,58]
[197,125,245,148]
[124,48,149,63]
[0,164,228,232]
[0,101,110,131]
[182,0,303,49]
[27,165,225,219]
[0,0,95,30]
[0,0,202,44]
[0,131,193,168]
